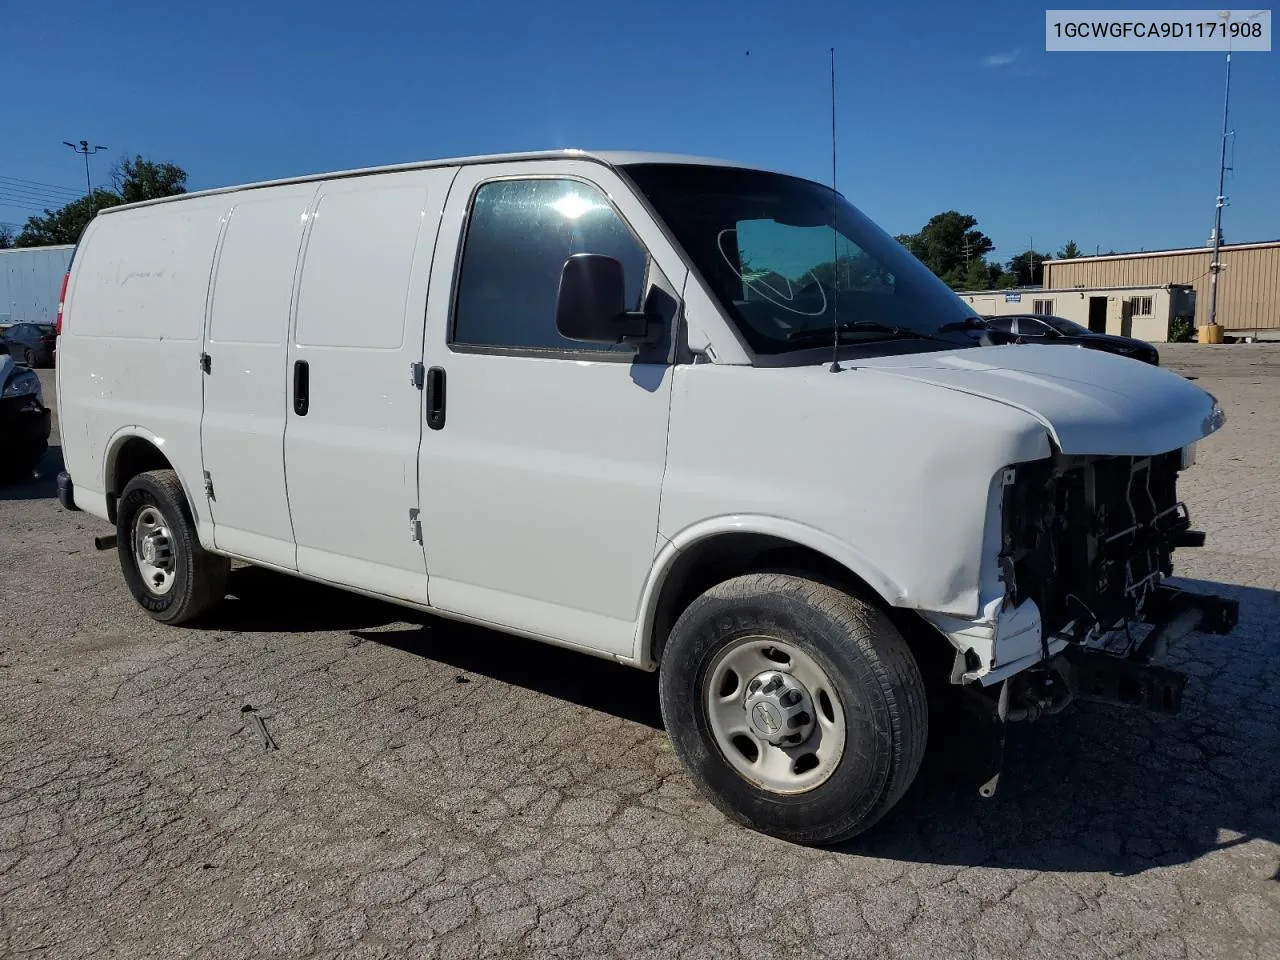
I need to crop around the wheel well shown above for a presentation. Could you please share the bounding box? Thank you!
[649,534,880,664]
[106,438,174,523]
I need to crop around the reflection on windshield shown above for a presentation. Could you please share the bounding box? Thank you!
[624,164,978,355]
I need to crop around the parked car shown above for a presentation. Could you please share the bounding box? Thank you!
[1,322,58,367]
[0,340,52,480]
[983,313,1160,365]
[54,150,1234,845]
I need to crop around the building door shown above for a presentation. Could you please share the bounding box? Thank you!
[1088,296,1107,333]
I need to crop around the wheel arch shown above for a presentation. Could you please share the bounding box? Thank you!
[103,429,196,525]
[633,517,910,671]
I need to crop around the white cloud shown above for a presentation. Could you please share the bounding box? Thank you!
[982,49,1021,68]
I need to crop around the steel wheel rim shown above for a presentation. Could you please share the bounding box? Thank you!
[132,506,176,596]
[704,636,847,794]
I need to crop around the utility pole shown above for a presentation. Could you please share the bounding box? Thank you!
[63,140,108,213]
[1207,52,1231,331]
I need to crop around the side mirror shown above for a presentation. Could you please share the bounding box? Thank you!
[555,254,650,345]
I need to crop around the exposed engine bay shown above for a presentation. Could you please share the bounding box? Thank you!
[956,448,1239,799]
[999,450,1192,641]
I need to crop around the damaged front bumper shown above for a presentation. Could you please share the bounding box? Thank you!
[924,447,1240,797]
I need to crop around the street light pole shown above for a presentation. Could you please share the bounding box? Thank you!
[63,140,108,213]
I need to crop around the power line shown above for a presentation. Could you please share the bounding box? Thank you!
[0,175,82,199]
[0,185,85,207]
[0,193,67,212]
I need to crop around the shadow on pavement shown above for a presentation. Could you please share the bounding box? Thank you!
[191,563,1278,875]
[852,578,1280,876]
[362,620,664,731]
[192,565,407,634]
[0,444,62,500]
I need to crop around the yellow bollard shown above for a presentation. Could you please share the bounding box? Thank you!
[1198,324,1225,344]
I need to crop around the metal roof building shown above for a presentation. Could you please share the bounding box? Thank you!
[1042,240,1280,336]
[0,244,74,327]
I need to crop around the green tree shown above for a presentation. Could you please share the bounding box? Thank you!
[896,211,995,283]
[111,155,188,203]
[958,257,995,291]
[14,156,189,247]
[15,190,122,246]
[1007,249,1049,287]
[1058,239,1083,260]
[0,224,15,249]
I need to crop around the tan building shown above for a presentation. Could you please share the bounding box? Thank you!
[958,284,1195,343]
[1042,240,1280,336]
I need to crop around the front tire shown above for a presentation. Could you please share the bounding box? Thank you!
[659,572,928,845]
[116,469,229,624]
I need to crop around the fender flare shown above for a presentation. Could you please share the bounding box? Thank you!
[630,514,909,668]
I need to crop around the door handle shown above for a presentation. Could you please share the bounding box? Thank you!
[425,366,446,430]
[293,359,309,416]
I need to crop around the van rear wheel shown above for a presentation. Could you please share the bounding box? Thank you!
[659,572,928,845]
[116,469,229,624]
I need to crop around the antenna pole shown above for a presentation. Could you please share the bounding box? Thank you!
[1208,50,1231,332]
[828,47,842,373]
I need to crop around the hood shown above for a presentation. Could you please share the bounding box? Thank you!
[1078,333,1151,352]
[856,344,1220,456]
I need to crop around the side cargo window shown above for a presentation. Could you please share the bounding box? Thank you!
[451,178,648,353]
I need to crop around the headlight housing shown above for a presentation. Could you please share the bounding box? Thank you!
[2,369,41,400]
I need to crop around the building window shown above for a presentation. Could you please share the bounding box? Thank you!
[1032,299,1054,314]
[1129,296,1153,317]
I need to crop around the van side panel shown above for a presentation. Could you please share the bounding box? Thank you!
[283,168,451,603]
[200,185,319,569]
[58,197,228,527]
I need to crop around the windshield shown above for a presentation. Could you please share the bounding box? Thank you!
[1040,314,1091,337]
[624,164,980,356]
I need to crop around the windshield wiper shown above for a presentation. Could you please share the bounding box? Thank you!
[787,320,934,343]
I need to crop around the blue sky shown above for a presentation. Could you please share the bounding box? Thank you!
[2,0,1277,261]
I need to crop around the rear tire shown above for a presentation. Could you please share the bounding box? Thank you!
[659,572,928,845]
[116,469,229,624]
[23,348,35,366]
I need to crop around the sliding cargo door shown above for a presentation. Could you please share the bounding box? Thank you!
[200,184,317,569]
[283,168,453,602]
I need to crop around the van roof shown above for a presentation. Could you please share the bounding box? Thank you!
[98,150,763,214]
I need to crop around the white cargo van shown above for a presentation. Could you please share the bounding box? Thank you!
[55,151,1236,843]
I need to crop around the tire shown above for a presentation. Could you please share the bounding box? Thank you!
[116,469,229,624]
[23,348,35,366]
[659,572,928,845]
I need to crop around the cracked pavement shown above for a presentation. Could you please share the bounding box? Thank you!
[2,345,1278,959]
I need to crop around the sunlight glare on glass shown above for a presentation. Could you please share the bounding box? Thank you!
[551,192,598,221]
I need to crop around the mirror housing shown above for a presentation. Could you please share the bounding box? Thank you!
[555,254,651,345]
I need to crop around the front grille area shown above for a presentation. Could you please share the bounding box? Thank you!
[999,452,1189,638]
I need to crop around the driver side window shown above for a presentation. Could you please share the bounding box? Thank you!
[451,178,648,353]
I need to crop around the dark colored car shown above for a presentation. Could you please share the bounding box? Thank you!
[0,340,52,481]
[1,322,57,367]
[982,313,1160,366]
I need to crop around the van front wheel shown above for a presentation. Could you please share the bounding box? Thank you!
[659,572,928,845]
[116,469,229,624]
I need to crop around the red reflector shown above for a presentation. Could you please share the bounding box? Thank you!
[55,272,70,336]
